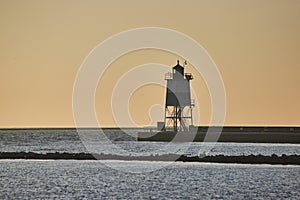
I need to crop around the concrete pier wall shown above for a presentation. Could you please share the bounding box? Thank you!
[138,126,300,143]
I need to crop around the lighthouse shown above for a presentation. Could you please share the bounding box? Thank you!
[163,60,194,132]
[138,60,196,142]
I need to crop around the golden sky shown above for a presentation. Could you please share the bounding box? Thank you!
[0,0,299,127]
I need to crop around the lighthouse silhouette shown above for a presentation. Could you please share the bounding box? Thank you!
[163,60,194,132]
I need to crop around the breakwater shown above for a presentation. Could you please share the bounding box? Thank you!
[138,126,300,143]
[1,152,299,165]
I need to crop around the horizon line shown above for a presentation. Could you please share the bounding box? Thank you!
[1,125,300,130]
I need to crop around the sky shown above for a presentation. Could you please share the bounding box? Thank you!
[0,0,299,127]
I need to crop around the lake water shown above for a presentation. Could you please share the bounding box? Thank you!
[0,129,299,199]
[0,129,299,156]
[0,160,299,199]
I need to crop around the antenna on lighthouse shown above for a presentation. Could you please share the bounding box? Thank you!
[184,60,188,66]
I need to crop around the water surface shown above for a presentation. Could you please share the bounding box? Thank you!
[0,160,299,199]
[0,129,299,156]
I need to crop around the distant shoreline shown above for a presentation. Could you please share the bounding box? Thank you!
[1,152,300,165]
[0,126,299,131]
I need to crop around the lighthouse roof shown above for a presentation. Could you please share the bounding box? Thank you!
[173,60,184,75]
